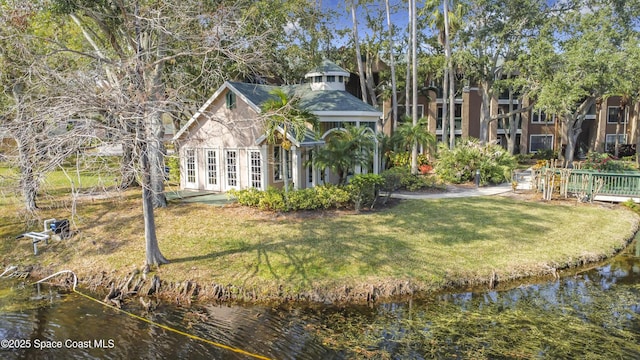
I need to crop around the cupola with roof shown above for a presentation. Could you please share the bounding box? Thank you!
[304,59,350,91]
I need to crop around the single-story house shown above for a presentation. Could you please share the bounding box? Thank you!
[173,60,382,192]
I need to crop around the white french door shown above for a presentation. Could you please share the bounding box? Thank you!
[184,148,197,189]
[225,150,239,190]
[205,149,221,191]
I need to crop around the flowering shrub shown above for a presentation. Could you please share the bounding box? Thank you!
[582,152,633,172]
[419,164,433,175]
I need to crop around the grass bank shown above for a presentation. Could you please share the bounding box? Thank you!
[1,179,638,304]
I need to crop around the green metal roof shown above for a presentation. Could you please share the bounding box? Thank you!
[295,85,380,113]
[307,59,349,75]
[228,81,380,114]
[227,82,282,108]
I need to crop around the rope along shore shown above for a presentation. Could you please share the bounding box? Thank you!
[0,268,272,360]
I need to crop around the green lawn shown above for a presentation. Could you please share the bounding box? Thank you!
[2,179,636,302]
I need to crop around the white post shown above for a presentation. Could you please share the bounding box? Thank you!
[260,145,268,190]
[291,146,300,190]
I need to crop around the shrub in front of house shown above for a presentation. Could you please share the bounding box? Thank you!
[402,172,444,191]
[228,187,262,207]
[380,167,404,193]
[258,187,286,211]
[313,184,352,209]
[435,138,517,185]
[381,166,445,192]
[229,184,353,212]
[347,174,385,211]
[286,188,319,211]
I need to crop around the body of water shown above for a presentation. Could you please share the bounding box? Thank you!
[1,242,639,359]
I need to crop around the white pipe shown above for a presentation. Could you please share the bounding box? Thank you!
[0,266,17,278]
[43,218,57,233]
[35,270,78,290]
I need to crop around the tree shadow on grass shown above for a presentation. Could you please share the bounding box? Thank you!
[383,197,558,246]
[166,214,444,289]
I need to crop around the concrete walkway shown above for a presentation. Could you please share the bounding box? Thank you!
[166,182,516,205]
[390,182,513,200]
[165,189,232,206]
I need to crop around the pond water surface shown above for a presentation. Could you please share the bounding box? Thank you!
[1,242,639,359]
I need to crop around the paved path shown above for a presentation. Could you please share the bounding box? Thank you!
[390,183,513,200]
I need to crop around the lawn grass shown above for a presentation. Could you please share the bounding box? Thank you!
[1,170,638,303]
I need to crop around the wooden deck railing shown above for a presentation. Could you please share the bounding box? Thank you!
[533,168,640,201]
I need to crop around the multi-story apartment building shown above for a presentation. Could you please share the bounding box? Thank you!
[383,85,637,158]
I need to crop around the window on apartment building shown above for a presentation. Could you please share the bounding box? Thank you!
[225,91,236,109]
[436,104,461,130]
[497,89,522,100]
[605,134,627,152]
[398,105,425,119]
[607,106,628,124]
[530,135,553,153]
[531,109,553,123]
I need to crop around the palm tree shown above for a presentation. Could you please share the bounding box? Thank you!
[313,125,376,185]
[385,0,399,131]
[410,0,419,174]
[394,117,436,156]
[427,0,464,149]
[261,89,318,192]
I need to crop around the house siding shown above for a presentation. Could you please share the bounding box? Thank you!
[178,88,267,191]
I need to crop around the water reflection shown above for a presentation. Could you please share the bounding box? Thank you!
[1,242,640,359]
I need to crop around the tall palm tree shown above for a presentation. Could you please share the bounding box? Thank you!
[313,125,376,185]
[262,89,318,192]
[410,0,419,174]
[427,0,464,149]
[385,0,399,131]
[350,0,368,104]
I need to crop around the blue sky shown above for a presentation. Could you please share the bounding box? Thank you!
[321,0,407,28]
[319,0,412,44]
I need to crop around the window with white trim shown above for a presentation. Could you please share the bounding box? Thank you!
[226,150,238,187]
[607,106,628,124]
[436,104,461,130]
[185,149,196,184]
[531,109,553,123]
[530,134,553,153]
[249,150,262,189]
[206,149,218,186]
[399,104,425,119]
[605,134,627,152]
[273,146,292,181]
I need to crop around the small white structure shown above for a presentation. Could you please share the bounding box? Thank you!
[173,60,382,192]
